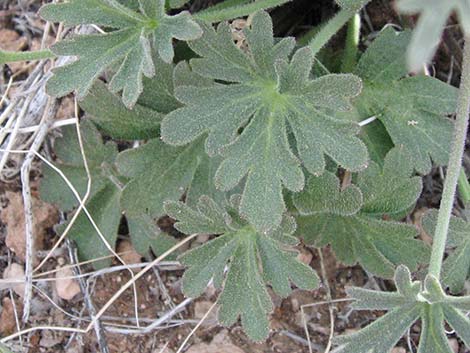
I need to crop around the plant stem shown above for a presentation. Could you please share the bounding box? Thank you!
[194,0,290,23]
[429,37,470,279]
[308,8,353,58]
[341,13,361,72]
[0,49,55,65]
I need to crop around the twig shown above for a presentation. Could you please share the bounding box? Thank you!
[21,99,58,323]
[318,249,335,353]
[67,239,109,353]
[105,298,193,334]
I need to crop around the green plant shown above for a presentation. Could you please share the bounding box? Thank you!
[3,0,469,347]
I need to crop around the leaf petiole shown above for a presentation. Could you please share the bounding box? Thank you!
[0,49,55,65]
[429,36,470,279]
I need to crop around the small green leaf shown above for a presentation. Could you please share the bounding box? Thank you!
[165,196,319,341]
[334,266,470,353]
[353,27,457,174]
[397,0,470,71]
[127,214,177,258]
[422,209,470,293]
[40,0,202,108]
[294,147,428,278]
[162,11,368,233]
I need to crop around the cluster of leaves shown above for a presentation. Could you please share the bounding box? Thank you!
[333,266,470,353]
[38,0,468,344]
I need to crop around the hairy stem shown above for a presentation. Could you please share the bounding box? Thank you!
[0,49,55,65]
[341,13,361,72]
[194,0,290,23]
[429,37,470,279]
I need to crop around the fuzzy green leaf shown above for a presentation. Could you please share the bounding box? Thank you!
[162,11,367,233]
[40,0,202,108]
[117,137,223,221]
[40,121,123,267]
[79,80,162,140]
[354,27,457,174]
[423,209,470,293]
[165,196,319,341]
[294,147,428,278]
[126,214,177,258]
[40,120,118,211]
[67,183,122,268]
[397,0,470,71]
[333,266,470,353]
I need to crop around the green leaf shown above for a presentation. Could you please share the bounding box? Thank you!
[40,120,119,211]
[67,182,122,268]
[396,0,470,71]
[127,214,177,258]
[333,266,470,353]
[117,136,223,221]
[422,209,470,293]
[79,80,162,140]
[335,0,371,11]
[165,196,319,341]
[40,0,202,108]
[162,11,368,233]
[294,147,428,278]
[40,121,123,268]
[353,27,457,174]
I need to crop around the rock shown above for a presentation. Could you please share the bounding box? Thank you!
[186,330,245,353]
[55,266,81,301]
[193,300,218,325]
[391,348,406,353]
[0,192,58,263]
[2,263,25,297]
[117,240,142,272]
[0,297,22,335]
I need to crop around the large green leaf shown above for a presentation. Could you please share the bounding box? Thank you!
[40,121,175,266]
[423,209,470,293]
[117,136,223,220]
[162,11,368,233]
[397,0,470,71]
[294,147,428,278]
[165,196,319,341]
[334,266,470,353]
[353,27,457,174]
[40,0,202,108]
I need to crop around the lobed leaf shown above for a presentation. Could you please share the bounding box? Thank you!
[294,147,428,278]
[354,27,457,174]
[333,266,470,353]
[162,11,368,233]
[165,196,319,341]
[40,0,202,108]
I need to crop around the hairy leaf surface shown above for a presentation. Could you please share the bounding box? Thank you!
[333,266,470,353]
[294,147,428,278]
[353,28,457,174]
[40,0,202,107]
[165,196,319,341]
[162,11,368,233]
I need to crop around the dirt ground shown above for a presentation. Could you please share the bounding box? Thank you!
[0,0,468,352]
